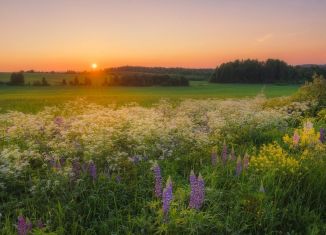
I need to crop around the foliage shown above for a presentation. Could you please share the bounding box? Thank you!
[8,72,25,86]
[210,58,326,84]
[1,95,326,234]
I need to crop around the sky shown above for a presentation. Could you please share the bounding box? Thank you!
[0,0,325,71]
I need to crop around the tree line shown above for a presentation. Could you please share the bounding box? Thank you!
[4,72,189,87]
[103,73,189,86]
[209,59,326,84]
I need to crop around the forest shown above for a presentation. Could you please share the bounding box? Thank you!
[210,59,326,84]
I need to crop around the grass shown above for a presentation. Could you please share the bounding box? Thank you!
[0,81,298,113]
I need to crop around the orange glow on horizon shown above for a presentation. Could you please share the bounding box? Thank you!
[0,1,325,71]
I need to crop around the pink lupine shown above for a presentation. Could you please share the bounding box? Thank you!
[293,130,300,146]
[17,216,30,235]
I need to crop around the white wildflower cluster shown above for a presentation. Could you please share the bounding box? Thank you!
[0,98,289,174]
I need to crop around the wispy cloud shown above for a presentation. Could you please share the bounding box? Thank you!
[256,33,273,43]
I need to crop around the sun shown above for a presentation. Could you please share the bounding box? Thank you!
[91,63,97,69]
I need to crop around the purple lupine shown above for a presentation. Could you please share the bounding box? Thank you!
[130,155,140,164]
[221,141,228,164]
[189,170,198,209]
[235,156,242,176]
[89,161,97,181]
[293,130,300,146]
[189,171,205,210]
[196,174,205,210]
[152,162,162,198]
[243,153,249,170]
[320,128,325,143]
[211,148,217,166]
[17,216,30,235]
[162,177,173,221]
[229,146,236,161]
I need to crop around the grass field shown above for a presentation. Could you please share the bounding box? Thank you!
[0,81,298,113]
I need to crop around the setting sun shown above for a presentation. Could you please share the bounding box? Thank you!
[91,63,97,70]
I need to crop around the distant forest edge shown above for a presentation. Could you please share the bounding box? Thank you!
[210,59,326,84]
[0,59,325,86]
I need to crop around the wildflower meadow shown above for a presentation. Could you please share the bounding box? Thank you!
[1,76,326,234]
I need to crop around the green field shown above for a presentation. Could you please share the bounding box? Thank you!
[0,81,298,113]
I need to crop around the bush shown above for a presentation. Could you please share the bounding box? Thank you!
[8,72,25,86]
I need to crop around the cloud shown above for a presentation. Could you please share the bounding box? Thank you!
[256,33,273,43]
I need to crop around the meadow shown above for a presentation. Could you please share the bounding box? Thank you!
[0,76,325,234]
[0,80,298,113]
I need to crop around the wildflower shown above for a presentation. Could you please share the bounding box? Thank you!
[196,173,205,209]
[229,146,236,161]
[162,177,173,221]
[293,130,300,146]
[243,153,249,169]
[320,128,325,143]
[189,171,205,210]
[189,170,197,209]
[235,156,242,176]
[17,216,30,235]
[211,148,217,166]
[152,162,162,198]
[129,155,140,164]
[221,141,228,164]
[89,161,97,181]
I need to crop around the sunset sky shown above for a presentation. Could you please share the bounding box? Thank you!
[1,0,325,71]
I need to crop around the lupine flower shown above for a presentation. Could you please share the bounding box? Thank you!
[189,170,197,209]
[236,156,242,176]
[293,130,300,146]
[229,146,236,161]
[189,171,205,210]
[211,148,217,166]
[89,161,97,181]
[243,153,249,169]
[221,141,228,164]
[152,162,162,198]
[320,128,325,143]
[259,181,265,193]
[196,173,205,209]
[162,177,173,221]
[17,216,30,235]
